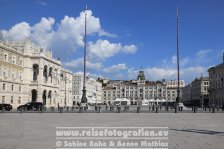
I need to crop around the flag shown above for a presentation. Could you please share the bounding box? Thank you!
[49,67,53,77]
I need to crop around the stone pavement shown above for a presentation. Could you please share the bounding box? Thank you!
[0,113,223,149]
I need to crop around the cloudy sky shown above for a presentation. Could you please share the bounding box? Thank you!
[1,0,224,83]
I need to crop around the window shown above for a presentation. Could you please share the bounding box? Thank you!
[19,86,21,92]
[4,54,7,61]
[2,96,5,103]
[12,56,15,64]
[20,60,23,66]
[11,96,13,103]
[11,85,14,91]
[18,97,21,104]
[3,84,5,90]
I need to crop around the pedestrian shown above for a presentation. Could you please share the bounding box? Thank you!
[57,103,60,111]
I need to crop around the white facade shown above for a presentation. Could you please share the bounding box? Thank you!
[102,71,167,105]
[0,39,73,108]
[72,74,102,104]
[164,80,185,102]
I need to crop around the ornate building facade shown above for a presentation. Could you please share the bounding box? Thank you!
[208,55,224,107]
[0,39,73,108]
[164,80,185,102]
[102,71,167,105]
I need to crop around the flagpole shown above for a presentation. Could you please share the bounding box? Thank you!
[81,6,88,104]
[176,8,180,108]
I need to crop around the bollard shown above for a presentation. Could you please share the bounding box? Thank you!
[166,106,169,111]
[212,107,215,113]
[181,107,183,111]
[99,106,101,113]
[156,106,158,113]
[117,106,121,113]
[178,107,181,111]
[209,107,211,111]
[40,106,44,113]
[59,107,63,113]
[192,107,194,111]
[175,106,177,113]
[137,106,141,113]
[95,106,98,111]
[193,107,197,113]
[205,107,207,111]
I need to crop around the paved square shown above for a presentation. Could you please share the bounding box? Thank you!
[0,113,224,149]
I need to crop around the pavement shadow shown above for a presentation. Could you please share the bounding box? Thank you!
[170,128,224,136]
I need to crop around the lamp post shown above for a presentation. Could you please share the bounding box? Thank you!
[176,8,180,111]
[81,6,88,104]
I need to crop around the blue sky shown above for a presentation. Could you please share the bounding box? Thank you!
[1,0,224,83]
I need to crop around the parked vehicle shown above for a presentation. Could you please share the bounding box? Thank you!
[0,103,13,111]
[17,102,44,111]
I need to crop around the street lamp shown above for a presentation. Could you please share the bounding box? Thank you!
[176,8,180,112]
[81,6,88,105]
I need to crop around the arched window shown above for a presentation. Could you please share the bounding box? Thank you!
[48,90,52,99]
[43,65,48,82]
[33,64,39,81]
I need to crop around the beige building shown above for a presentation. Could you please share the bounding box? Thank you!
[0,39,73,108]
[208,58,224,107]
[102,71,167,105]
[72,73,102,104]
[164,80,185,102]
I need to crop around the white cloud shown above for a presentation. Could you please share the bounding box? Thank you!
[3,22,30,41]
[122,45,138,54]
[64,58,103,70]
[2,10,101,57]
[98,29,117,38]
[171,55,189,67]
[88,39,137,61]
[103,63,127,73]
[2,10,137,61]
[30,17,55,48]
[197,49,212,58]
[126,66,208,83]
[36,1,47,6]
